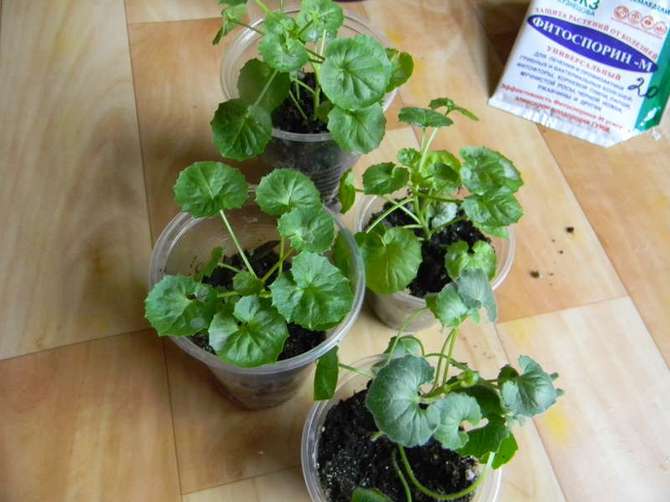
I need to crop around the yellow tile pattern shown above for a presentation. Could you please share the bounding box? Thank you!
[0,0,668,501]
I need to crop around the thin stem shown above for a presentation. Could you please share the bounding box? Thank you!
[280,0,284,11]
[218,210,257,278]
[305,47,325,62]
[288,89,309,121]
[297,18,315,37]
[424,353,469,371]
[421,193,461,204]
[261,249,293,283]
[432,329,454,390]
[233,20,264,36]
[279,237,285,275]
[379,195,423,225]
[291,78,317,96]
[384,308,429,362]
[442,328,460,386]
[254,0,270,14]
[253,69,279,108]
[219,262,242,274]
[399,446,493,501]
[392,449,413,502]
[217,291,240,299]
[338,363,373,379]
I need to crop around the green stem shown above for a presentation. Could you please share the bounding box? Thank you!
[421,193,461,204]
[261,249,292,283]
[254,0,270,14]
[253,69,279,108]
[288,89,309,121]
[217,291,240,299]
[384,308,429,362]
[424,353,469,371]
[432,329,454,390]
[279,237,285,275]
[291,78,317,96]
[392,449,413,502]
[233,20,264,36]
[379,195,423,225]
[399,446,494,501]
[338,363,373,379]
[219,262,242,274]
[367,198,422,233]
[218,210,257,278]
[442,328,460,386]
[305,47,325,62]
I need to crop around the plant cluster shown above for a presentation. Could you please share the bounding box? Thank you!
[316,274,562,501]
[211,0,413,159]
[144,163,354,368]
[339,98,524,296]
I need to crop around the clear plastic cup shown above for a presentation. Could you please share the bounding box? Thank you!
[355,196,516,331]
[301,354,503,502]
[220,8,398,203]
[148,202,365,409]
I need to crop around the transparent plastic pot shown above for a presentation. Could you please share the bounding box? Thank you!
[301,355,503,502]
[220,8,398,204]
[355,196,516,332]
[148,203,365,410]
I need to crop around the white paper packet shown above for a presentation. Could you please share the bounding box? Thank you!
[489,0,670,146]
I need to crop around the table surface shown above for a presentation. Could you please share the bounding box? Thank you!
[2,0,669,501]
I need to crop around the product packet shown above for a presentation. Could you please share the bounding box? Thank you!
[489,0,670,146]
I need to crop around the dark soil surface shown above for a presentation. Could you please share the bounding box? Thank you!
[190,241,325,361]
[318,388,478,502]
[372,202,490,298]
[272,72,330,134]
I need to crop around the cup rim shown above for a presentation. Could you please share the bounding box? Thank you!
[148,206,366,376]
[220,7,398,142]
[355,195,517,307]
[300,354,503,501]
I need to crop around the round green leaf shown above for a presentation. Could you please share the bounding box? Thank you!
[501,356,559,417]
[270,251,353,330]
[259,32,309,72]
[338,169,356,214]
[425,283,470,328]
[232,270,264,295]
[208,295,288,367]
[366,355,440,447]
[457,416,515,466]
[460,147,523,195]
[445,240,497,281]
[145,275,217,337]
[314,346,339,400]
[355,227,422,294]
[173,161,248,217]
[397,147,420,168]
[456,268,497,322]
[432,393,482,450]
[428,202,458,230]
[263,11,297,35]
[296,0,344,42]
[362,162,408,195]
[237,58,290,111]
[255,168,321,216]
[462,190,523,232]
[383,335,424,360]
[277,205,335,253]
[398,107,453,128]
[385,48,414,92]
[328,103,386,154]
[211,99,272,161]
[320,35,391,110]
[430,97,479,121]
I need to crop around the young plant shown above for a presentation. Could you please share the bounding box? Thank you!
[144,163,354,368]
[315,271,562,501]
[211,0,413,159]
[339,97,524,296]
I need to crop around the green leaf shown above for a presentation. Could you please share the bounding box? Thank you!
[233,271,264,295]
[328,103,386,154]
[352,487,393,502]
[209,295,288,367]
[462,189,523,232]
[314,346,338,400]
[428,202,458,230]
[237,59,290,111]
[255,168,321,216]
[278,205,335,253]
[332,231,353,279]
[218,0,246,5]
[212,27,224,45]
[220,4,247,38]
[432,393,482,449]
[320,35,391,110]
[457,416,510,464]
[338,169,356,214]
[296,0,344,42]
[461,384,505,418]
[445,240,497,281]
[460,147,523,195]
[385,48,414,92]
[145,276,217,337]
[362,163,408,195]
[366,355,440,447]
[263,11,296,35]
[260,32,309,72]
[456,268,497,322]
[398,107,453,128]
[429,97,479,121]
[315,100,334,122]
[493,432,519,468]
[425,283,470,328]
[397,147,420,168]
[383,335,424,359]
[355,227,422,294]
[211,99,272,161]
[173,162,248,217]
[502,356,559,417]
[270,252,353,330]
[194,246,224,281]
